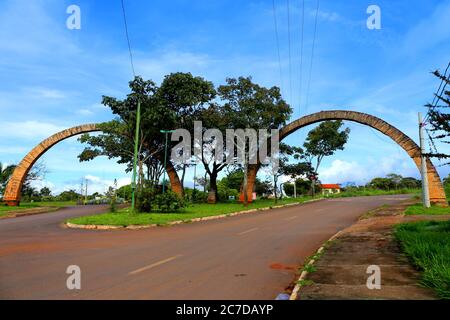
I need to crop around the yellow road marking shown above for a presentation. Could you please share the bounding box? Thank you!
[128,255,182,275]
[237,227,259,236]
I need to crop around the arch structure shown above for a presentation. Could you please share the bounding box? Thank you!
[3,123,184,206]
[245,110,448,206]
[3,124,100,206]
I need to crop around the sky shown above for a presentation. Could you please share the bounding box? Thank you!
[0,0,449,195]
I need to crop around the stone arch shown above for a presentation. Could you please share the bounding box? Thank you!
[3,124,183,206]
[245,110,447,206]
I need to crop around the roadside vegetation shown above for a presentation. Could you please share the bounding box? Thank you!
[405,203,450,215]
[67,197,314,226]
[395,220,450,299]
[0,201,77,216]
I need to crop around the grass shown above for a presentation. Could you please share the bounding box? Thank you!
[394,220,450,299]
[0,201,76,214]
[67,197,315,226]
[405,203,450,215]
[330,188,420,198]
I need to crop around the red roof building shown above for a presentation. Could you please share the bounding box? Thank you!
[320,184,341,195]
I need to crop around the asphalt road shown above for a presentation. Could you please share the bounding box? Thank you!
[0,195,411,300]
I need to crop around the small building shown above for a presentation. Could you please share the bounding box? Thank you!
[321,184,341,196]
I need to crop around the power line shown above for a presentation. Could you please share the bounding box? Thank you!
[286,0,293,108]
[304,0,320,115]
[121,0,136,78]
[298,0,305,114]
[272,0,284,96]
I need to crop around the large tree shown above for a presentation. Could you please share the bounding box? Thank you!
[217,76,292,205]
[79,73,215,196]
[303,120,350,196]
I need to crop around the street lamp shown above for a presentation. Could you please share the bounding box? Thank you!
[190,159,198,192]
[160,129,174,194]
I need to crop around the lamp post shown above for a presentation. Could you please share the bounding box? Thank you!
[131,100,141,211]
[191,159,198,192]
[160,130,174,194]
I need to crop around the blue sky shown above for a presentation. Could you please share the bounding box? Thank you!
[0,0,449,194]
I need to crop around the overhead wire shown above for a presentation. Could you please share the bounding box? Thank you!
[286,0,293,108]
[272,0,284,97]
[298,0,305,114]
[120,0,136,78]
[304,0,320,115]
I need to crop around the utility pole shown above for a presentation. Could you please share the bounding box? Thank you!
[84,178,88,205]
[131,100,141,211]
[418,113,431,208]
[160,130,174,194]
[293,180,297,198]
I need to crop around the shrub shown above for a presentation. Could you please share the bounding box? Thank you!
[155,190,186,213]
[136,187,154,213]
[217,184,239,202]
[184,188,208,203]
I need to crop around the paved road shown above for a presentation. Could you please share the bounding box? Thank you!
[0,195,410,300]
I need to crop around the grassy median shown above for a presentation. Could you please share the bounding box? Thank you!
[66,197,314,226]
[0,201,76,216]
[395,220,450,299]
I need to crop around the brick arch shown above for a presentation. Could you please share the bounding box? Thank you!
[3,124,100,206]
[245,110,447,206]
[3,124,183,206]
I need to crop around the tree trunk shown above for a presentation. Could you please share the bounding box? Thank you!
[166,161,183,197]
[207,171,218,204]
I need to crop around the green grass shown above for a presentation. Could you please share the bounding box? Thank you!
[331,188,420,198]
[395,220,450,299]
[405,203,450,215]
[0,201,76,213]
[67,197,315,226]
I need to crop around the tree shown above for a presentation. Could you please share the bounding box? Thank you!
[425,68,450,165]
[368,177,395,190]
[303,120,350,196]
[58,190,80,202]
[386,173,402,190]
[218,76,292,205]
[159,72,216,188]
[0,162,16,197]
[39,187,52,197]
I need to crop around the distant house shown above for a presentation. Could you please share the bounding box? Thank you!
[320,184,341,195]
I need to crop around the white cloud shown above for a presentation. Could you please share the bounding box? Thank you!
[52,175,131,195]
[318,155,419,185]
[0,121,66,140]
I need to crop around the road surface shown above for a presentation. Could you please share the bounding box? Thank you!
[0,195,410,299]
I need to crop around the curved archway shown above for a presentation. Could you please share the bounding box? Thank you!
[245,110,447,206]
[3,123,184,206]
[3,124,100,206]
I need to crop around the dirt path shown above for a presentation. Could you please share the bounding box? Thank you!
[296,198,450,300]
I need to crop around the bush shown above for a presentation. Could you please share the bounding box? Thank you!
[155,190,186,213]
[184,188,208,203]
[136,187,155,213]
[217,184,239,202]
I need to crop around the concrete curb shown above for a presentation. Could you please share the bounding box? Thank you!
[65,198,325,231]
[289,230,342,301]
